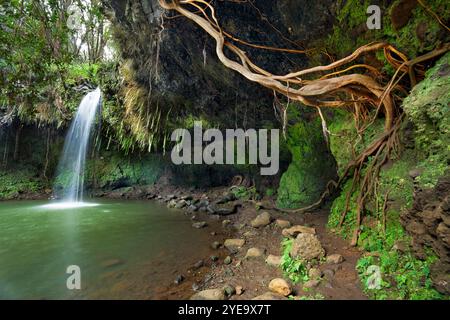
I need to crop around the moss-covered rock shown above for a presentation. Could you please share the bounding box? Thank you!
[277,110,337,209]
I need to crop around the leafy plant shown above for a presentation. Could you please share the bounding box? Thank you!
[280,238,309,284]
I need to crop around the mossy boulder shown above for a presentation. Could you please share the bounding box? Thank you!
[277,116,337,209]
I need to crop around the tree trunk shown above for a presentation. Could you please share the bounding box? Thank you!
[13,124,23,161]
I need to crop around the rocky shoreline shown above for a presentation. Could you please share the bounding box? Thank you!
[93,183,367,300]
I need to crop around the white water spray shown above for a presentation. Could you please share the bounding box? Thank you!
[49,88,101,207]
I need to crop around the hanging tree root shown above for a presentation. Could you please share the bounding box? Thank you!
[158,0,450,245]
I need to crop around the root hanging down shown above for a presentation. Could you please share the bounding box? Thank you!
[158,0,450,245]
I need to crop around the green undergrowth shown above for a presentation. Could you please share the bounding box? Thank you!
[280,238,310,284]
[0,166,44,199]
[327,53,450,300]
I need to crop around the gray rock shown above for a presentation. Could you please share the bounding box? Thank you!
[223,284,236,297]
[211,241,221,249]
[210,255,219,262]
[275,219,292,229]
[175,200,188,209]
[326,254,344,264]
[303,279,320,289]
[322,269,335,280]
[190,289,226,300]
[167,199,178,208]
[174,274,184,284]
[265,255,282,267]
[224,238,245,252]
[186,204,198,213]
[224,256,232,265]
[409,168,423,179]
[308,267,322,279]
[282,225,316,237]
[193,260,204,270]
[222,219,232,227]
[192,221,208,229]
[245,247,264,259]
[251,212,272,228]
[290,233,325,261]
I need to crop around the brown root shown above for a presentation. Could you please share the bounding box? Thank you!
[158,0,450,245]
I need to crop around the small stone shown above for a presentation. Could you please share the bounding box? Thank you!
[393,241,409,253]
[251,212,272,228]
[210,231,217,236]
[193,260,204,270]
[265,255,282,267]
[252,292,288,300]
[308,268,322,279]
[268,278,292,296]
[192,283,200,291]
[224,239,245,252]
[224,256,232,265]
[322,269,335,280]
[167,199,178,208]
[303,279,320,289]
[326,254,345,264]
[224,268,234,277]
[223,284,236,297]
[190,289,226,300]
[222,219,232,227]
[275,219,292,229]
[243,230,258,238]
[282,225,316,237]
[408,168,422,179]
[235,286,244,295]
[174,274,184,285]
[210,255,219,262]
[181,195,193,201]
[186,205,198,213]
[245,247,264,259]
[211,241,221,250]
[175,200,188,209]
[192,221,207,229]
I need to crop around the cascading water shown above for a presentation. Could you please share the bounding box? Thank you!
[46,88,102,208]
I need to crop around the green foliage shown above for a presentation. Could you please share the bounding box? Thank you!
[231,186,258,201]
[280,238,310,284]
[356,231,443,300]
[0,166,43,199]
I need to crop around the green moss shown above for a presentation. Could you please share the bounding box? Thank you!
[277,108,337,209]
[402,52,450,188]
[86,151,165,189]
[327,179,358,239]
[324,0,450,60]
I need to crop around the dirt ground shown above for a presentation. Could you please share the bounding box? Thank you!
[147,186,367,300]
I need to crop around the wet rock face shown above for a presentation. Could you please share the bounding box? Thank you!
[402,175,450,295]
[104,0,336,127]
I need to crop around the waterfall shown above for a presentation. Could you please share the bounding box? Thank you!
[53,88,101,204]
